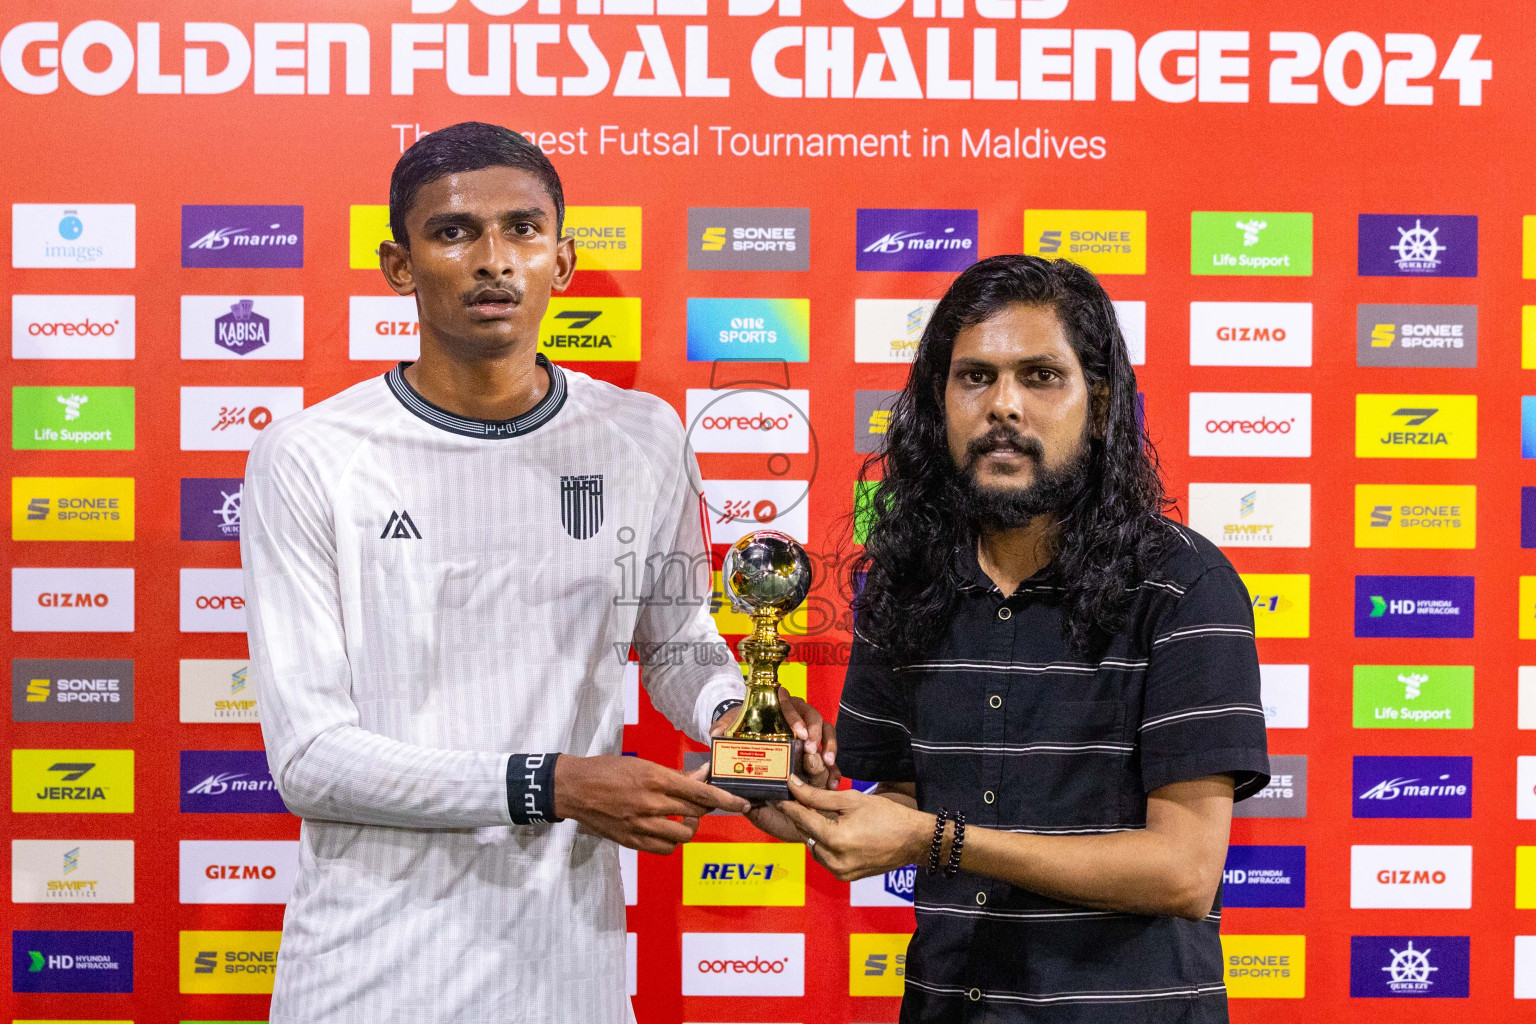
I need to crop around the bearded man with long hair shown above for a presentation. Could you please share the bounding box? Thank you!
[773,255,1272,1023]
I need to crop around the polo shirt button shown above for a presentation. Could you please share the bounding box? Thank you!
[968,987,982,1002]
[997,606,1012,621]
[989,695,1002,709]
[975,891,987,905]
[983,790,995,804]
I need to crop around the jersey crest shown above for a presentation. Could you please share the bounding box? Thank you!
[560,474,604,540]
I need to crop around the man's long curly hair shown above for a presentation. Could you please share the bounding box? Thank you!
[848,254,1171,662]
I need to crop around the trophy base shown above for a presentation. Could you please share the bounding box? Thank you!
[708,736,803,804]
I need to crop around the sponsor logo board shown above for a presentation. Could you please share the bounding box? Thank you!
[1355,576,1474,639]
[854,299,936,362]
[850,865,917,907]
[1357,304,1477,368]
[182,204,302,269]
[1358,214,1477,277]
[1259,665,1308,729]
[1349,935,1470,998]
[1221,934,1305,998]
[538,297,641,361]
[1353,756,1472,818]
[350,294,419,360]
[854,389,901,454]
[1350,845,1472,908]
[1241,574,1309,639]
[1354,485,1475,549]
[680,932,804,996]
[1115,300,1146,365]
[849,933,910,997]
[180,296,303,359]
[179,386,302,451]
[1188,484,1310,548]
[12,294,136,359]
[685,388,809,454]
[12,658,134,723]
[11,929,133,993]
[687,298,809,362]
[348,204,391,269]
[688,207,807,271]
[1191,212,1312,276]
[1222,846,1305,908]
[11,839,135,903]
[1356,394,1476,459]
[180,478,243,541]
[11,567,134,632]
[12,385,134,450]
[12,203,136,269]
[682,843,805,906]
[180,568,247,633]
[178,930,281,994]
[702,479,809,546]
[855,209,977,272]
[12,477,133,541]
[180,659,259,724]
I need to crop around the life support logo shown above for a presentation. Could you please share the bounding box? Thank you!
[680,932,804,996]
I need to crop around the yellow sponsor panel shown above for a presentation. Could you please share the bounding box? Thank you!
[349,203,392,269]
[12,477,134,541]
[1222,934,1305,998]
[1354,485,1475,550]
[566,206,642,271]
[850,933,911,997]
[1517,846,1536,908]
[1521,577,1536,640]
[12,749,134,813]
[682,842,805,906]
[739,660,806,700]
[1024,209,1146,275]
[538,296,641,361]
[1241,574,1309,639]
[1525,307,1536,369]
[1355,393,1476,459]
[179,930,282,994]
[1524,215,1536,279]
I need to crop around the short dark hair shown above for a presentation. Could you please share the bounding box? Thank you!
[388,121,565,249]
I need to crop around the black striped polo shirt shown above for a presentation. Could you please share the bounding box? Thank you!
[837,518,1270,1024]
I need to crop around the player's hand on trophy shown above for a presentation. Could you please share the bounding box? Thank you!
[772,775,931,881]
[710,686,840,789]
[553,754,751,854]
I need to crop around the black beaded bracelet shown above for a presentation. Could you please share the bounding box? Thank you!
[926,808,949,876]
[943,810,967,877]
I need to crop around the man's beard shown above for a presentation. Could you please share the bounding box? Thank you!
[951,425,1092,530]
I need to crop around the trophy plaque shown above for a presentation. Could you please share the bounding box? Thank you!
[709,529,812,803]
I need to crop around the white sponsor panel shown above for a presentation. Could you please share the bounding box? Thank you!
[1189,302,1313,367]
[685,389,809,454]
[12,294,136,359]
[180,295,304,359]
[1113,300,1146,365]
[1517,936,1536,999]
[1189,393,1312,458]
[12,203,136,268]
[623,661,640,726]
[350,295,421,360]
[180,386,303,451]
[12,839,135,903]
[1521,667,1536,730]
[621,845,638,906]
[1187,483,1311,548]
[1518,756,1536,820]
[627,932,638,996]
[850,867,917,907]
[1350,845,1472,909]
[1259,665,1309,729]
[681,932,805,996]
[180,568,248,633]
[702,479,810,545]
[854,299,936,363]
[179,658,259,723]
[180,840,299,904]
[12,567,134,632]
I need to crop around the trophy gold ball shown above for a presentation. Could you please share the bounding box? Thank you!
[709,530,812,803]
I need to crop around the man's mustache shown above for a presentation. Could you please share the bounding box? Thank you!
[963,427,1045,470]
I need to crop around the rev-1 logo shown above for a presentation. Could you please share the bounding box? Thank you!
[699,862,780,880]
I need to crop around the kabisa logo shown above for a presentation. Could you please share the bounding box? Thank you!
[856,209,978,272]
[214,299,268,354]
[1358,214,1478,278]
[1188,393,1312,457]
[1350,845,1472,909]
[180,840,300,905]
[1189,302,1313,367]
[688,207,809,271]
[1187,483,1311,549]
[180,478,243,541]
[854,298,937,363]
[11,658,134,724]
[1355,394,1477,459]
[11,476,134,542]
[1191,211,1313,277]
[1023,209,1146,275]
[12,294,137,359]
[681,932,804,996]
[685,388,810,454]
[1355,576,1474,639]
[1355,485,1476,550]
[1357,304,1478,368]
[179,930,282,994]
[1353,756,1472,819]
[11,748,134,813]
[11,385,135,451]
[565,206,642,271]
[1350,935,1470,999]
[349,294,420,360]
[537,296,641,361]
[1353,665,1474,730]
[686,298,810,362]
[682,842,806,906]
[180,294,305,360]
[849,863,919,906]
[11,929,133,993]
[179,750,289,814]
[1222,846,1305,908]
[11,203,136,269]
[182,205,303,269]
[1233,754,1307,819]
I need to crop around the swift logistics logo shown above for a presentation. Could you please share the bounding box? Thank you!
[11,658,134,723]
[12,385,134,450]
[1234,754,1307,819]
[182,204,302,269]
[12,294,136,359]
[180,840,300,904]
[1356,576,1474,638]
[349,294,419,360]
[348,204,391,269]
[1353,756,1472,818]
[179,658,258,723]
[1358,304,1477,368]
[1222,846,1305,908]
[855,209,977,272]
[11,477,134,541]
[12,929,133,993]
[1359,214,1477,277]
[680,932,804,996]
[1189,302,1312,367]
[1240,574,1309,638]
[1191,212,1312,276]
[1350,845,1472,909]
[687,298,810,362]
[537,297,641,361]
[854,298,937,362]
[850,865,917,906]
[180,750,288,814]
[682,842,805,906]
[180,478,243,541]
[181,295,304,359]
[11,203,136,268]
[1023,209,1145,274]
[1187,483,1310,548]
[1355,485,1476,549]
[178,930,282,994]
[11,567,135,633]
[688,207,808,271]
[566,205,642,271]
[1350,935,1470,998]
[1356,395,1476,459]
[1188,393,1311,457]
[849,933,910,997]
[1221,935,1305,999]
[1354,666,1474,729]
[10,839,135,903]
[11,749,134,813]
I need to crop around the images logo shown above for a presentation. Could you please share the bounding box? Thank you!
[1191,212,1312,276]
[11,203,136,269]
[1355,485,1475,549]
[180,478,243,541]
[1355,576,1474,639]
[688,207,808,271]
[685,388,809,454]
[1354,666,1473,729]
[1350,935,1470,998]
[11,748,134,813]
[180,386,303,451]
[11,658,134,724]
[680,932,804,996]
[180,568,247,633]
[182,204,303,269]
[10,839,135,903]
[1356,394,1476,459]
[1221,934,1305,999]
[851,865,918,907]
[1234,754,1307,819]
[178,930,282,994]
[1357,304,1477,368]
[180,750,288,814]
[849,933,910,997]
[180,658,259,723]
[349,294,419,360]
[11,477,133,541]
[181,295,304,360]
[1353,756,1472,818]
[12,385,134,451]
[1259,664,1309,729]
[1350,845,1472,908]
[12,294,136,359]
[537,297,641,361]
[1189,302,1312,367]
[11,567,135,633]
[348,204,391,269]
[1359,214,1477,277]
[1188,393,1312,457]
[1023,209,1146,275]
[854,390,901,455]
[1222,846,1305,908]
[682,843,805,906]
[1188,483,1310,549]
[180,840,299,904]
[1240,574,1309,639]
[701,480,809,548]
[854,298,937,362]
[687,298,809,362]
[855,209,977,272]
[11,929,133,993]
[567,205,642,271]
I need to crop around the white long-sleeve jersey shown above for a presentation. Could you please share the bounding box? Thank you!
[239,355,744,1024]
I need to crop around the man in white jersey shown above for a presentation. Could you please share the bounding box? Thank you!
[240,121,838,1024]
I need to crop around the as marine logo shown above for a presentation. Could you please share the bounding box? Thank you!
[561,475,604,540]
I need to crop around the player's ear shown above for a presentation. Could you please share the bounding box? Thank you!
[551,230,577,294]
[380,239,416,296]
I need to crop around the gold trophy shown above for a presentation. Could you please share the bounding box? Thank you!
[709,529,812,803]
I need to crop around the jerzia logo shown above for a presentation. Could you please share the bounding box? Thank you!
[380,510,421,539]
[561,475,604,540]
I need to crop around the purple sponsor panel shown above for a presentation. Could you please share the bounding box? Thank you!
[1221,845,1305,908]
[1352,756,1472,819]
[1358,214,1477,277]
[180,478,243,541]
[1354,575,1474,639]
[12,930,133,993]
[180,749,289,813]
[855,209,977,272]
[1523,487,1536,548]
[1350,935,1469,998]
[182,204,303,268]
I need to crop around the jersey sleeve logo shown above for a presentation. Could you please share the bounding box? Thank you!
[560,474,604,540]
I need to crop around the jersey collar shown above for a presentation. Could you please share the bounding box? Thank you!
[385,354,567,439]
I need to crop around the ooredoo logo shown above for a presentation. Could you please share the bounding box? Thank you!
[1350,845,1471,908]
[180,568,247,633]
[12,568,134,633]
[1189,393,1312,457]
[681,932,804,996]
[685,389,810,454]
[13,294,137,360]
